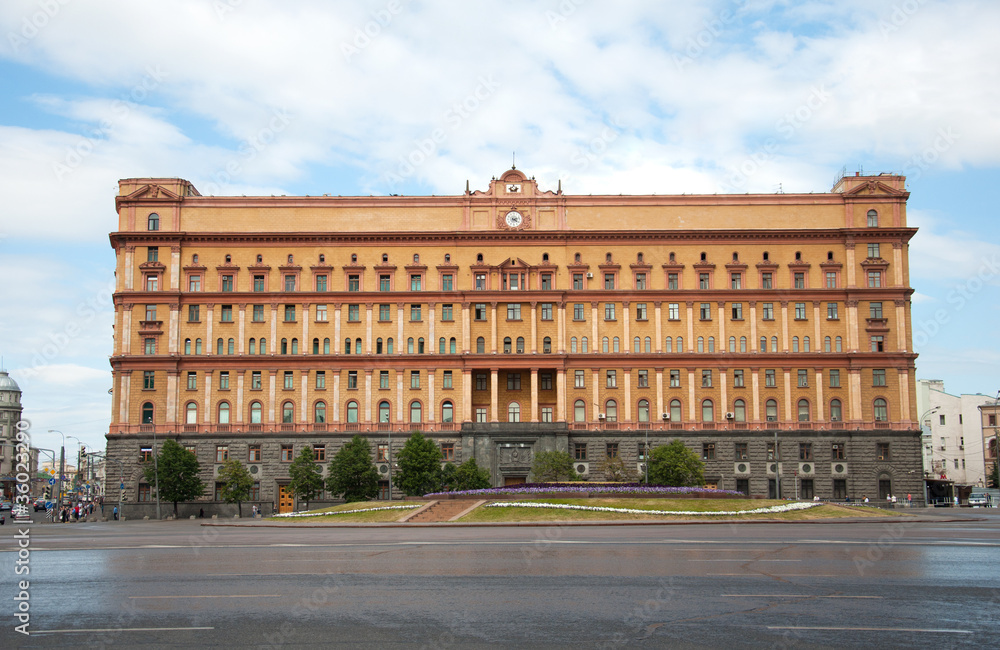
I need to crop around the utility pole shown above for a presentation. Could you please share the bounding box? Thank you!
[49,430,65,519]
[152,428,161,520]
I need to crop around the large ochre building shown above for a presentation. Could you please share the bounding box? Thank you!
[108,168,922,514]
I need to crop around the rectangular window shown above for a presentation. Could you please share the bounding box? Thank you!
[314,371,325,389]
[731,273,742,289]
[668,303,679,320]
[313,445,326,462]
[188,275,201,292]
[284,305,295,322]
[667,273,679,290]
[604,273,615,290]
[409,371,420,389]
[476,373,488,390]
[281,445,294,462]
[216,445,229,463]
[380,370,389,389]
[139,447,153,462]
[798,369,808,387]
[669,369,680,388]
[411,304,422,321]
[635,303,647,320]
[825,271,837,288]
[877,442,890,461]
[699,303,711,320]
[540,373,553,390]
[765,369,776,387]
[252,304,265,322]
[507,373,521,390]
[829,369,840,387]
[832,443,845,460]
[574,443,588,460]
[871,335,884,352]
[702,443,716,460]
[371,304,387,322]
[315,274,327,292]
[145,305,157,321]
[506,272,519,290]
[733,369,744,387]
[762,302,774,320]
[873,369,886,386]
[145,275,158,292]
[440,443,455,462]
[637,369,648,388]
[147,246,158,262]
[475,407,487,422]
[635,273,646,290]
[348,274,360,292]
[246,444,261,463]
[870,302,883,319]
[143,337,156,355]
[143,370,155,389]
[475,273,487,290]
[507,303,521,320]
[540,273,552,290]
[441,304,454,321]
[251,371,262,390]
[376,444,389,463]
[604,303,616,320]
[284,371,294,390]
[218,371,230,390]
[187,371,197,390]
[867,270,882,287]
[310,304,326,322]
[767,443,778,460]
[731,303,743,320]
[761,272,773,289]
[474,303,487,320]
[573,303,585,320]
[701,369,712,388]
[348,304,360,321]
[442,274,453,291]
[735,442,748,460]
[540,407,553,423]
[443,370,453,389]
[284,274,296,292]
[221,275,234,292]
[573,273,583,290]
[575,370,585,388]
[137,484,151,502]
[696,273,708,290]
[606,370,617,388]
[868,243,881,258]
[410,275,421,291]
[606,443,619,459]
[827,302,839,320]
[379,274,391,292]
[250,275,264,293]
[220,305,233,322]
[794,272,805,289]
[794,303,806,319]
[347,370,358,389]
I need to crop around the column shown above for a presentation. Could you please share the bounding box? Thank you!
[849,369,862,422]
[463,369,473,422]
[814,369,825,422]
[749,302,757,350]
[491,302,498,354]
[895,299,907,352]
[717,302,726,344]
[119,370,131,423]
[333,373,341,423]
[685,302,694,351]
[490,368,499,422]
[123,245,135,291]
[364,370,372,424]
[428,372,435,423]
[300,369,309,423]
[783,369,792,421]
[622,302,630,353]
[813,302,822,349]
[366,303,374,354]
[168,304,179,354]
[396,369,404,423]
[719,367,727,420]
[268,370,277,423]
[203,370,214,425]
[206,304,215,355]
[898,369,911,422]
[845,300,859,352]
[170,245,181,290]
[301,303,310,355]
[780,301,789,352]
[750,368,760,422]
[623,369,632,422]
[428,301,436,354]
[845,237,857,287]
[892,241,904,286]
[462,302,471,353]
[687,369,696,421]
[592,369,600,421]
[166,370,178,425]
[396,304,404,355]
[654,302,663,352]
[591,303,599,351]
[530,302,538,354]
[269,304,278,354]
[556,369,566,422]
[237,304,246,354]
[530,368,539,422]
[557,303,566,354]
[655,368,664,420]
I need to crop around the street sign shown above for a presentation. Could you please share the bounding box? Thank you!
[48,478,56,485]
[120,483,125,489]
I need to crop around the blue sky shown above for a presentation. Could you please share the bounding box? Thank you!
[1,0,998,454]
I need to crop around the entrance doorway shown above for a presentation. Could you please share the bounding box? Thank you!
[278,485,294,513]
[504,476,526,486]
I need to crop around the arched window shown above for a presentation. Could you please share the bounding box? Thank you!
[771,336,778,352]
[542,336,551,354]
[574,252,581,262]
[282,401,294,423]
[830,399,843,421]
[347,401,359,423]
[355,337,362,354]
[248,338,256,355]
[867,209,879,227]
[824,336,832,352]
[141,402,154,424]
[377,338,384,354]
[345,338,353,354]
[290,338,298,355]
[441,401,454,423]
[417,337,424,354]
[507,402,520,422]
[184,338,192,354]
[581,336,589,353]
[378,401,390,424]
[835,336,843,352]
[798,399,810,422]
[217,338,224,355]
[760,336,767,352]
[740,336,747,353]
[147,213,159,231]
[613,336,620,353]
[605,399,618,422]
[765,399,778,422]
[503,337,512,354]
[186,402,198,424]
[734,399,746,422]
[669,399,682,423]
[407,338,414,354]
[676,336,683,352]
[516,337,524,353]
[409,401,422,423]
[257,338,264,355]
[281,338,288,355]
[450,337,457,354]
[702,399,714,422]
[439,337,447,354]
[250,401,262,424]
[729,336,736,352]
[665,336,673,353]
[874,398,888,421]
[633,336,641,353]
[386,337,394,354]
[804,336,810,352]
[708,337,715,353]
[477,336,485,353]
[228,338,234,355]
[644,337,651,352]
[602,337,610,353]
[218,402,230,424]
[478,253,484,262]
[574,399,586,422]
[638,399,649,422]
[312,338,319,354]
[792,337,799,353]
[697,337,704,353]
[570,337,577,353]
[314,401,326,423]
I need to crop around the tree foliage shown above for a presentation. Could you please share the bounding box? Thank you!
[142,438,205,517]
[326,436,380,503]
[395,432,442,496]
[531,450,579,482]
[452,458,492,491]
[289,447,325,504]
[217,459,254,517]
[647,440,705,487]
[596,455,637,482]
[988,459,999,489]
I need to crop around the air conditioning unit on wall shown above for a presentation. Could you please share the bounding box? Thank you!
[575,462,589,476]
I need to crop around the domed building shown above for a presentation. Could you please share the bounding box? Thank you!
[0,369,25,501]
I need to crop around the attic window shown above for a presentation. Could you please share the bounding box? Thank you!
[732,252,739,262]
[147,213,159,231]
[382,253,388,262]
[542,253,549,262]
[827,251,834,261]
[477,253,484,263]
[413,254,419,263]
[606,253,612,263]
[319,254,325,263]
[257,254,263,263]
[637,252,643,263]
[351,254,357,263]
[445,254,451,262]
[669,252,675,263]
[763,251,769,261]
[192,254,199,264]
[225,254,232,263]
[700,252,707,262]
[287,254,294,264]
[867,209,879,227]
[574,253,581,263]
[795,251,802,261]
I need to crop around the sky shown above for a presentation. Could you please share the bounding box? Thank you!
[0,0,998,455]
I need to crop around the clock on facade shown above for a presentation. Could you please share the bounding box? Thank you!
[506,183,521,193]
[505,210,524,228]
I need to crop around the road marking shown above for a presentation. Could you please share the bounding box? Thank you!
[723,594,882,598]
[691,559,801,562]
[709,573,839,577]
[129,594,281,599]
[767,626,972,634]
[36,627,214,634]
[207,573,320,576]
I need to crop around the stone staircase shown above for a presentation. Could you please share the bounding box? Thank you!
[405,500,482,523]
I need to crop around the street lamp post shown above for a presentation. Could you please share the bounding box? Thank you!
[48,430,65,518]
[991,391,1000,490]
[918,407,940,506]
[86,451,124,523]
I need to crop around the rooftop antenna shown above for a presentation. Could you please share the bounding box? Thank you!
[776,183,784,194]
[512,151,516,169]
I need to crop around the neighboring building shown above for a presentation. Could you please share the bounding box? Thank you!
[0,369,26,501]
[916,379,996,492]
[979,401,1000,488]
[107,168,924,515]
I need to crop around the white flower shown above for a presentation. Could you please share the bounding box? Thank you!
[272,504,421,518]
[483,502,821,516]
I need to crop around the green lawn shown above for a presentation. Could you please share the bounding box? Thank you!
[266,502,421,523]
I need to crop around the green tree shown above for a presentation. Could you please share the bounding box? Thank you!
[289,447,325,506]
[531,450,579,482]
[440,462,458,491]
[647,440,705,487]
[452,457,492,491]
[326,435,379,503]
[217,459,254,517]
[988,460,999,489]
[395,432,442,496]
[596,455,637,482]
[142,439,205,518]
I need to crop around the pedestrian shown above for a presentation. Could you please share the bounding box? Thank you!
[863,495,869,503]
[891,495,897,506]
[199,508,204,518]
[113,505,118,520]
[252,505,258,518]
[907,493,912,507]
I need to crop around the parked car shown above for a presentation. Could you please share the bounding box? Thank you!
[0,501,12,511]
[968,491,990,507]
[34,499,48,512]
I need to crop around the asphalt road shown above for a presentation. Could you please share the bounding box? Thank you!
[3,510,999,648]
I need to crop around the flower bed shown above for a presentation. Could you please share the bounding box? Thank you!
[426,483,744,499]
[272,504,421,518]
[484,501,821,517]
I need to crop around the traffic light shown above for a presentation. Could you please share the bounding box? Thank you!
[80,446,86,457]
[44,486,52,500]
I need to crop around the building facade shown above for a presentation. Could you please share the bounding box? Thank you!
[107,168,923,514]
[916,379,996,491]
